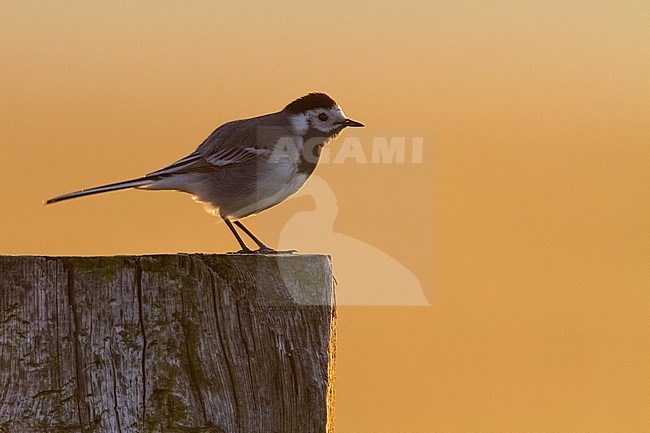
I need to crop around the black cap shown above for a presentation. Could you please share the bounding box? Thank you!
[284,92,337,114]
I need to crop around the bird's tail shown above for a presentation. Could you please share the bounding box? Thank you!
[44,177,156,205]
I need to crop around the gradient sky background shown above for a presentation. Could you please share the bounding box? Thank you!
[2,1,649,432]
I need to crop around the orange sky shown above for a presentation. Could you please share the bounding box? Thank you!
[1,1,649,432]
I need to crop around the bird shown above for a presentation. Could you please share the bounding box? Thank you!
[45,92,364,253]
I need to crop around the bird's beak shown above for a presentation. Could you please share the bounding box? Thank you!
[341,118,365,128]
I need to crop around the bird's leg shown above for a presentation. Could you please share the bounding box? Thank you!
[233,220,297,254]
[222,216,254,254]
[233,221,268,249]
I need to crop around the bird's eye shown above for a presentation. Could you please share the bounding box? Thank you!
[318,113,329,121]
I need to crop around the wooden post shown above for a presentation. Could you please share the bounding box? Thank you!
[0,254,336,433]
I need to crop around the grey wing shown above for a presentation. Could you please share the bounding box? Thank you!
[147,112,292,177]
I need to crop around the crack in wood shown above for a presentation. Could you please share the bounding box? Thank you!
[109,340,123,433]
[64,260,89,431]
[134,259,147,432]
[209,268,241,430]
[234,302,258,407]
[179,278,208,423]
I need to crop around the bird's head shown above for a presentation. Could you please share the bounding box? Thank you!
[284,92,364,137]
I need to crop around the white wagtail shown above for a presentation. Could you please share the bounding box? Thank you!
[45,92,364,253]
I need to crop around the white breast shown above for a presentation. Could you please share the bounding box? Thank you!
[230,157,310,219]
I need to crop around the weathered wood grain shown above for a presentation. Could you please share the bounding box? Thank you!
[0,254,335,433]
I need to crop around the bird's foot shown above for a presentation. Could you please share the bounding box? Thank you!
[227,248,256,255]
[254,247,298,255]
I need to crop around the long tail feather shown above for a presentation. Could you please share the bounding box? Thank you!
[44,177,156,205]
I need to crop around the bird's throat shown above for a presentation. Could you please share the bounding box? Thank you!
[297,128,336,175]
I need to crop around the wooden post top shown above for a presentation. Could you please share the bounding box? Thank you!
[0,253,336,433]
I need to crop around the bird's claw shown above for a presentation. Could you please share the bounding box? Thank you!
[227,247,297,255]
[227,249,255,255]
[254,247,298,255]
